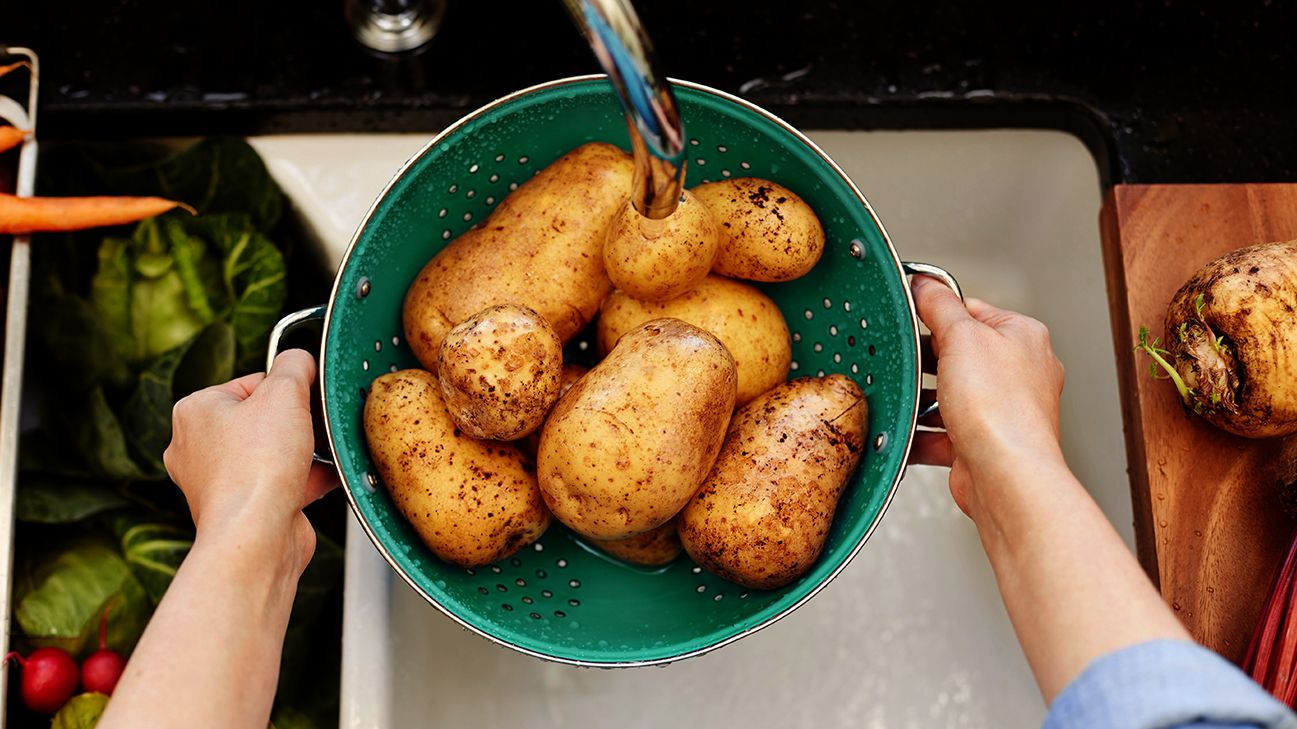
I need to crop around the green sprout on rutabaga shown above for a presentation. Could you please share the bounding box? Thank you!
[1177,321,1188,342]
[1134,326,1192,404]
[1194,293,1206,317]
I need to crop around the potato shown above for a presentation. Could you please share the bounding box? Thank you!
[693,178,824,282]
[598,274,791,406]
[679,375,866,590]
[587,518,683,566]
[437,304,562,440]
[517,363,590,459]
[404,142,633,370]
[1146,240,1297,438]
[603,190,719,302]
[364,369,550,567]
[538,318,737,540]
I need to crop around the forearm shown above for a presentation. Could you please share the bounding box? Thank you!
[971,449,1190,702]
[97,524,301,729]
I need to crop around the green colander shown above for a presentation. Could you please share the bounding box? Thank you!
[270,73,960,666]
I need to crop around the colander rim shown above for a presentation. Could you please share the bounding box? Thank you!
[319,73,922,667]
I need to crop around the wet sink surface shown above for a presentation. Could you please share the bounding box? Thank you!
[251,129,1120,729]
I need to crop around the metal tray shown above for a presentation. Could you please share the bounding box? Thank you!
[0,46,38,727]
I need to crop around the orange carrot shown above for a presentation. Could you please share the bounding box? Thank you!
[0,127,28,154]
[0,62,30,79]
[0,194,196,234]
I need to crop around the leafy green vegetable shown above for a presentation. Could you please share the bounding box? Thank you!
[16,543,151,658]
[86,137,285,231]
[51,692,109,729]
[119,322,235,475]
[62,388,156,481]
[291,531,343,625]
[275,531,343,707]
[184,214,287,371]
[91,219,215,366]
[271,707,323,729]
[15,476,130,524]
[107,514,194,605]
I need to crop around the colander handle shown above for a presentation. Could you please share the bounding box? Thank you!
[267,305,333,465]
[901,262,963,421]
[564,0,687,219]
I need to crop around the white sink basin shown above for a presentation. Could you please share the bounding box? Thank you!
[250,127,1120,729]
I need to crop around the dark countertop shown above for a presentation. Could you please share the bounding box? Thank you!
[4,0,1297,187]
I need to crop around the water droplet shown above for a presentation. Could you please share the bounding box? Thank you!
[696,585,707,593]
[569,579,581,588]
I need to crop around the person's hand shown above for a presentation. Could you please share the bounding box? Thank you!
[163,349,338,575]
[909,276,1066,520]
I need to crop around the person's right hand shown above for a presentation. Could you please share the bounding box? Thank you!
[909,276,1067,520]
[163,350,338,577]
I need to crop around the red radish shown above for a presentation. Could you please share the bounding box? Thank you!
[4,648,79,714]
[80,606,125,696]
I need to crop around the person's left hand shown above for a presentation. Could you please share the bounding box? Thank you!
[163,350,338,575]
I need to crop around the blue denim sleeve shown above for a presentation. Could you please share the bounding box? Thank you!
[1044,640,1297,729]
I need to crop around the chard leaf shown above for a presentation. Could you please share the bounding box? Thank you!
[90,220,211,366]
[119,322,234,475]
[15,476,130,524]
[16,543,151,658]
[182,214,287,371]
[51,692,109,729]
[63,388,156,481]
[88,137,285,231]
[108,514,194,605]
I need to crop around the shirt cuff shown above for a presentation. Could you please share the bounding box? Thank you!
[1044,640,1297,729]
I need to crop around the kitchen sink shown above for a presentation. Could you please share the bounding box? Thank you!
[250,128,1117,729]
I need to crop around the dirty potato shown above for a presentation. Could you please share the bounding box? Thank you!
[693,178,824,282]
[403,142,633,370]
[364,369,550,568]
[587,518,683,566]
[438,304,563,440]
[598,274,791,405]
[679,375,866,590]
[517,363,590,459]
[538,319,737,540]
[603,189,719,302]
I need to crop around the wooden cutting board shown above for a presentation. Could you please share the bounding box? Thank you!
[1101,184,1297,664]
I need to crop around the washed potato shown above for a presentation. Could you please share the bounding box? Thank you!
[598,274,791,406]
[364,369,550,567]
[587,518,683,566]
[518,363,590,459]
[404,142,634,370]
[438,304,562,440]
[538,318,737,540]
[693,178,824,282]
[679,375,866,590]
[603,190,719,302]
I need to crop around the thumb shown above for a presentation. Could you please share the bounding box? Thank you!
[258,349,317,406]
[912,275,971,339]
